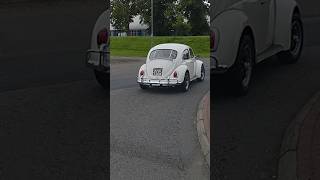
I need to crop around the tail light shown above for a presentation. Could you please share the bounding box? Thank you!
[140,70,144,76]
[97,28,109,46]
[210,30,215,50]
[173,71,178,78]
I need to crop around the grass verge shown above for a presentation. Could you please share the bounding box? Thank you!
[110,36,209,58]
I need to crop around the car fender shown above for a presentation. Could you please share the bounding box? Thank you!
[212,9,250,68]
[195,59,204,78]
[274,0,300,50]
[90,10,110,50]
[137,64,146,81]
[174,64,189,82]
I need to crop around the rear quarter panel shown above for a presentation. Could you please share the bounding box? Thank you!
[212,9,249,68]
[90,10,110,50]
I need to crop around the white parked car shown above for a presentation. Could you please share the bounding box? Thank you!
[211,0,303,95]
[137,43,205,92]
[86,7,110,89]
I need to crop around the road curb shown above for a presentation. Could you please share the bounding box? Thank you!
[196,91,210,167]
[277,91,320,180]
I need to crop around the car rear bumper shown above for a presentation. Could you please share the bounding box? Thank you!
[138,77,182,87]
[211,56,228,74]
[86,49,110,73]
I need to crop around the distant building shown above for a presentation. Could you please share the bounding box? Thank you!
[110,16,149,36]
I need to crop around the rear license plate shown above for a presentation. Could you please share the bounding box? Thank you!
[153,68,162,76]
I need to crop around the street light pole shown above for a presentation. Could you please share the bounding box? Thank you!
[151,0,153,37]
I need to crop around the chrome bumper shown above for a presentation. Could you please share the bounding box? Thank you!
[138,77,182,87]
[211,56,228,74]
[86,49,110,73]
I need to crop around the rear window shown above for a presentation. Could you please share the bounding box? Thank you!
[149,49,178,61]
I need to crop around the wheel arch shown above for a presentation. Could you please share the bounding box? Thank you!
[174,64,189,82]
[241,26,256,63]
[211,9,251,68]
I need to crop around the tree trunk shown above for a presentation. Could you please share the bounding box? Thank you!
[127,18,130,36]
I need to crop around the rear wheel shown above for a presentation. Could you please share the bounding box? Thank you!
[198,64,205,81]
[139,84,148,90]
[228,33,255,96]
[94,70,109,89]
[180,72,190,92]
[277,12,303,63]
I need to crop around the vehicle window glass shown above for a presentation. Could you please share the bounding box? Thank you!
[149,49,178,61]
[189,48,194,58]
[183,49,190,60]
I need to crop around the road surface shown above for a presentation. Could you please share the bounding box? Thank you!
[110,59,210,179]
[211,17,320,180]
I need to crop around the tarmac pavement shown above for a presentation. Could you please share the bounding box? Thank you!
[211,16,320,180]
[110,58,210,179]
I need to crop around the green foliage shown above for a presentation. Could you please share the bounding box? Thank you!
[110,36,210,58]
[111,0,209,36]
[111,0,138,35]
[181,0,209,35]
[136,0,151,29]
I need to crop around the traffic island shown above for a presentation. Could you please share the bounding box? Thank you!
[278,91,320,180]
[196,91,210,167]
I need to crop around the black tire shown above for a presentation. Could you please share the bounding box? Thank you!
[277,12,303,64]
[139,84,148,90]
[198,64,205,81]
[228,33,255,96]
[180,71,190,92]
[94,70,109,89]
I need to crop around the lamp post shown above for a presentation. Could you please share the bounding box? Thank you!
[151,0,153,37]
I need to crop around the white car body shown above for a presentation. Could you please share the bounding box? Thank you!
[137,43,205,89]
[211,0,302,72]
[86,9,110,73]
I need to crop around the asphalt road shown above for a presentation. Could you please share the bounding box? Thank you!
[211,17,320,179]
[110,59,210,179]
[0,2,109,179]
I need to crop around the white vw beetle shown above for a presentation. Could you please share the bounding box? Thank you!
[211,0,303,95]
[137,43,205,92]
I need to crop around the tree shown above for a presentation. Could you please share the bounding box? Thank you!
[111,0,138,36]
[137,0,177,36]
[165,1,191,36]
[136,0,151,30]
[172,14,191,36]
[181,0,209,35]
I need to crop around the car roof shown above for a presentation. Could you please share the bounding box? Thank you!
[151,43,190,52]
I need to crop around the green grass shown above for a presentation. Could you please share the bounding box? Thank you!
[110,36,209,58]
